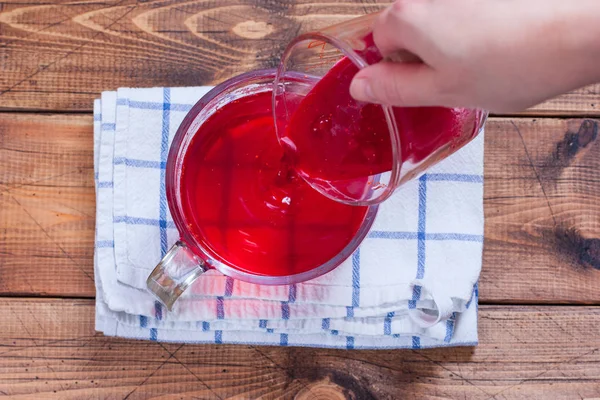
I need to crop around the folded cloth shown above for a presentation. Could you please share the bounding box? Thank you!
[94,85,484,349]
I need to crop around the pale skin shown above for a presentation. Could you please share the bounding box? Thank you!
[349,0,600,113]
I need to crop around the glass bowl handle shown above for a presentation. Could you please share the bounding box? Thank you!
[146,241,207,311]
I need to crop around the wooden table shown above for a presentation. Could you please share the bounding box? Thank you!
[1,0,600,398]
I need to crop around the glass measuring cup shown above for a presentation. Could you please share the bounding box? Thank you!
[273,12,488,206]
[146,70,378,311]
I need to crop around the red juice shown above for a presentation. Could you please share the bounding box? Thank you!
[280,36,471,183]
[179,91,368,277]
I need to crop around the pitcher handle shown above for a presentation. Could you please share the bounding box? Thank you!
[146,241,207,311]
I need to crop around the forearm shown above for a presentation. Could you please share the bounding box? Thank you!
[553,0,600,88]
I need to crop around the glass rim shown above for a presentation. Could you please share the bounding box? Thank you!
[166,69,378,285]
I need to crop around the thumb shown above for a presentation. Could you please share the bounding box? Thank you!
[349,61,441,107]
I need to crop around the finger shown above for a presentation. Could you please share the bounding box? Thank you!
[349,61,442,107]
[372,0,425,57]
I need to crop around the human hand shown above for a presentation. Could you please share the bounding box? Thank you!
[350,0,600,113]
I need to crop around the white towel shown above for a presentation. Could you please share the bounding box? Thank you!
[94,85,484,349]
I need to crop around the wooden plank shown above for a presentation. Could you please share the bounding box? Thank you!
[0,299,598,399]
[524,84,600,116]
[0,0,598,115]
[0,113,95,297]
[2,113,600,303]
[482,117,600,304]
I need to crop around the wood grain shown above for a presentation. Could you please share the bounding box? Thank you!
[0,0,598,115]
[482,117,600,304]
[0,113,95,297]
[525,84,600,116]
[2,113,600,303]
[0,298,598,399]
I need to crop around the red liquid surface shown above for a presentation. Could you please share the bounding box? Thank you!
[281,36,471,183]
[180,91,369,277]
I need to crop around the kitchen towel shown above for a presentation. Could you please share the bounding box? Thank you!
[94,86,483,349]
